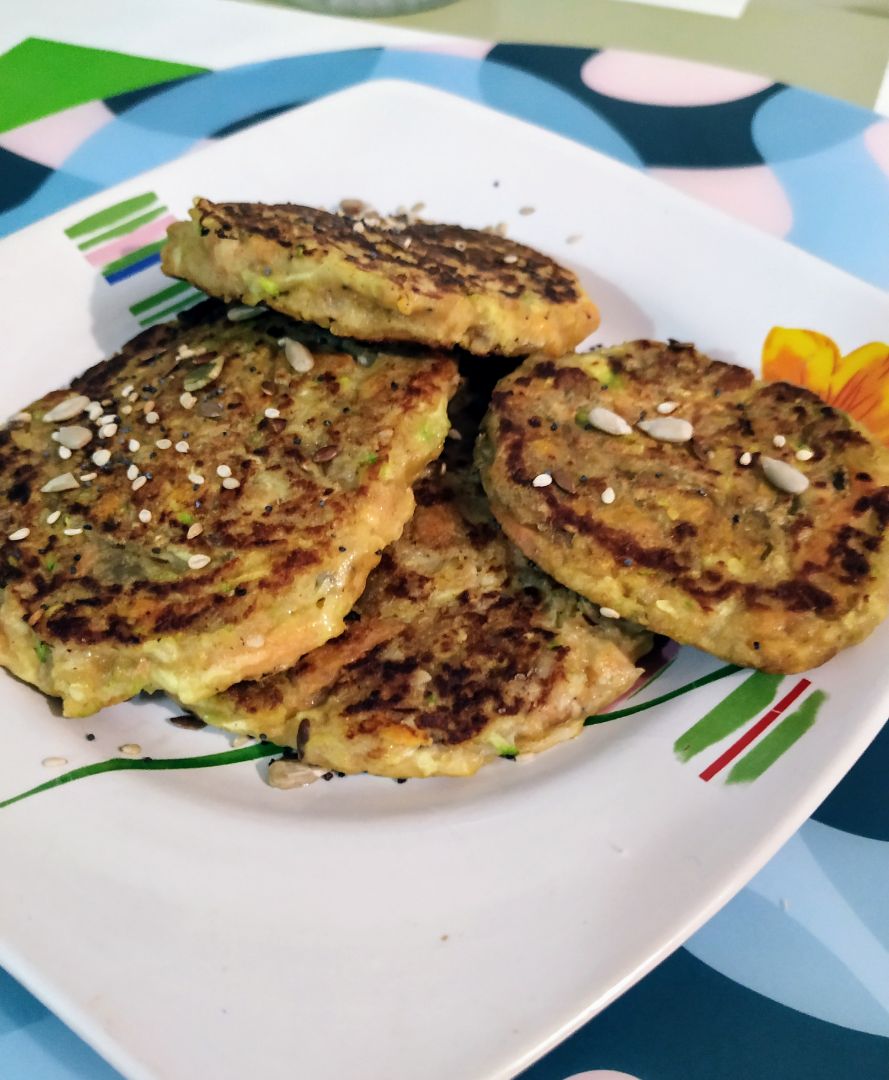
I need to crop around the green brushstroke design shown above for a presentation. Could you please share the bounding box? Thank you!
[77,205,168,251]
[727,690,827,784]
[585,663,742,725]
[673,670,784,762]
[129,279,192,316]
[0,742,284,811]
[102,240,165,277]
[65,192,158,239]
[138,292,204,327]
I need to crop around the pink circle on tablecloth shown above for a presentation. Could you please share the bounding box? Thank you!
[396,39,492,59]
[563,1072,642,1080]
[864,120,889,180]
[647,164,792,237]
[581,49,772,106]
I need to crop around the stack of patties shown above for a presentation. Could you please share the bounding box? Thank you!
[0,198,652,778]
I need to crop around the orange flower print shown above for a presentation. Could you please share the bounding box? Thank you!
[762,327,889,446]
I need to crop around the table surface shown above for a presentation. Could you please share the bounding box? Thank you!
[1,2,889,1078]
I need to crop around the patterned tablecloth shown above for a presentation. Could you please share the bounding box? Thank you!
[1,3,888,1077]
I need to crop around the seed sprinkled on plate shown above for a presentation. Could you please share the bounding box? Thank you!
[155,438,172,450]
[99,422,118,439]
[8,527,29,541]
[656,401,679,415]
[46,510,60,525]
[637,416,694,443]
[601,486,616,504]
[762,455,809,495]
[131,475,147,492]
[188,472,204,486]
[91,448,111,467]
[532,472,553,488]
[186,523,203,540]
[58,446,72,460]
[227,304,262,322]
[796,447,815,462]
[566,233,582,244]
[43,395,90,423]
[145,411,159,425]
[126,464,139,481]
[222,476,241,490]
[42,756,68,768]
[264,407,280,419]
[180,392,197,410]
[739,451,752,466]
[128,439,140,452]
[188,553,211,570]
[267,758,320,790]
[588,406,632,436]
[216,463,232,478]
[64,527,83,536]
[118,743,141,757]
[41,472,79,493]
[231,735,253,749]
[138,509,152,524]
[281,338,314,374]
[773,434,786,448]
[599,607,620,619]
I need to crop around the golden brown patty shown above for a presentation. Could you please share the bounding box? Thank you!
[161,198,599,357]
[0,301,458,716]
[477,339,889,673]
[195,384,650,778]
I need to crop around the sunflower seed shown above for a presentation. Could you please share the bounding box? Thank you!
[637,417,694,443]
[226,304,262,322]
[761,456,809,494]
[281,338,315,374]
[53,425,93,450]
[40,472,80,493]
[42,395,90,423]
[588,406,633,436]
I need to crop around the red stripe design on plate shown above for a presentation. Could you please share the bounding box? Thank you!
[699,677,811,782]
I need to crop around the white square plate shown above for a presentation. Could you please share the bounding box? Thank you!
[1,80,888,1080]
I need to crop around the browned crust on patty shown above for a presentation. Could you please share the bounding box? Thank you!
[477,340,889,673]
[161,199,599,357]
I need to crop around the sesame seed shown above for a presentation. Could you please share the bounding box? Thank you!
[796,447,815,461]
[188,472,205,486]
[180,392,197,410]
[144,400,156,413]
[175,440,189,453]
[98,413,117,426]
[138,509,152,524]
[8,527,29,541]
[739,452,752,466]
[216,464,232,478]
[186,523,203,540]
[245,634,265,649]
[222,477,241,489]
[99,422,118,438]
[532,473,553,488]
[46,511,61,525]
[92,448,111,467]
[79,472,97,482]
[264,407,280,419]
[773,434,786,448]
[601,486,616,504]
[87,402,104,421]
[64,527,83,536]
[188,554,211,570]
[42,756,68,768]
[131,476,147,491]
[126,464,139,481]
[121,405,132,415]
[657,401,679,415]
[226,305,262,322]
[128,439,140,452]
[145,411,159,425]
[353,220,365,234]
[599,607,620,619]
[118,744,142,758]
[502,253,518,264]
[155,438,172,450]
[120,384,134,398]
[58,446,72,460]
